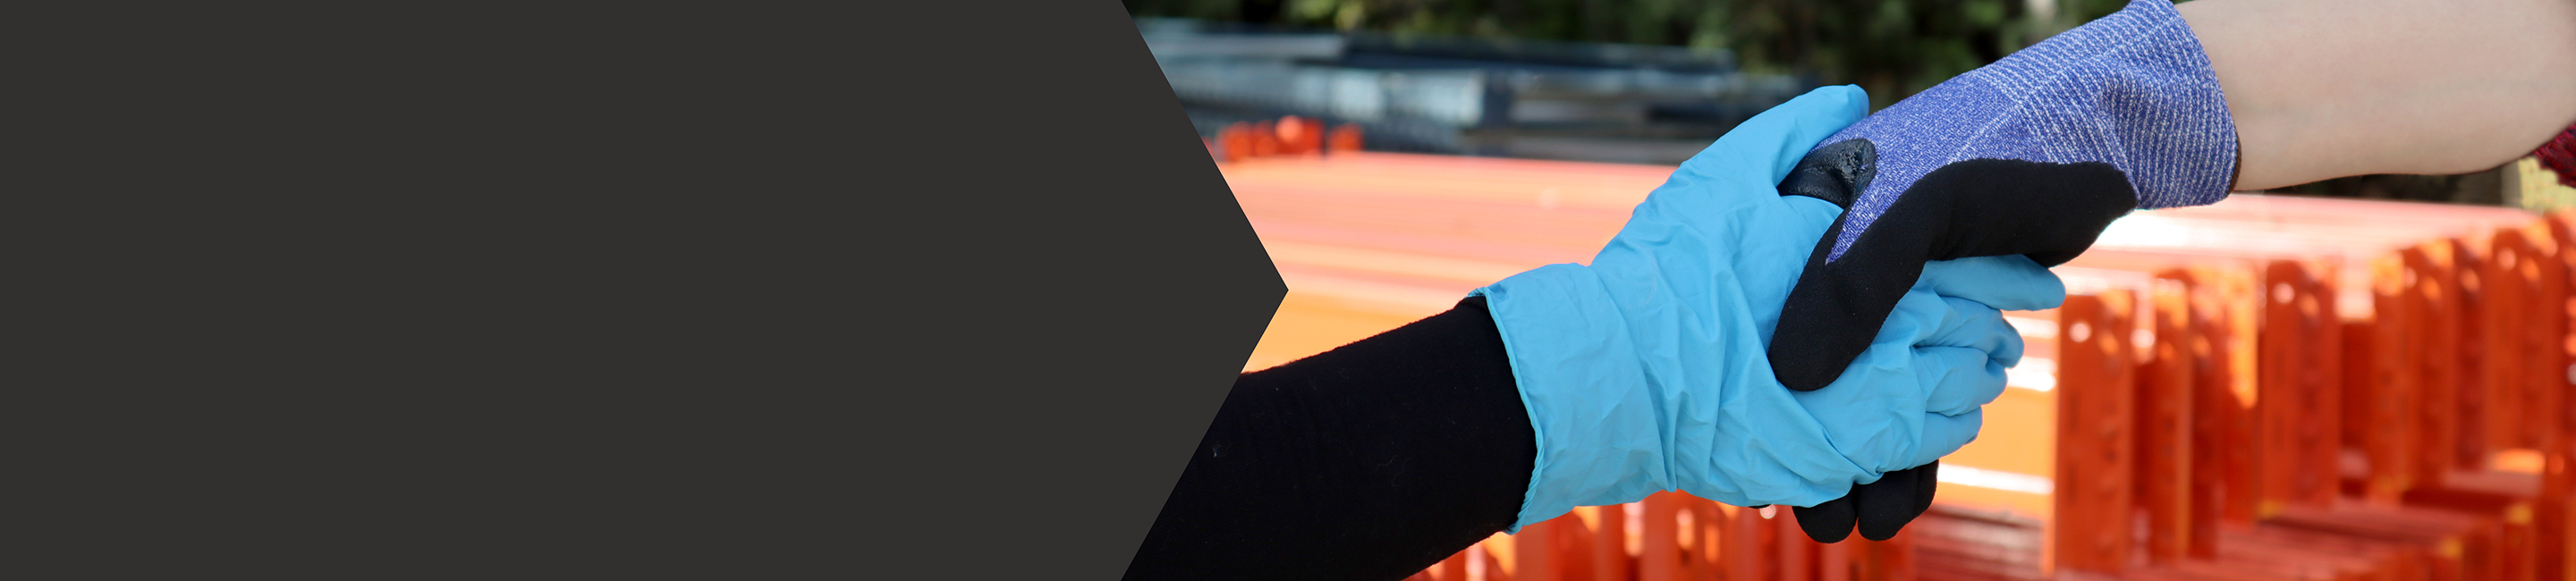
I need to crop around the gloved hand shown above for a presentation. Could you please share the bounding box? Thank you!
[1767,0,2238,392]
[1470,85,2063,538]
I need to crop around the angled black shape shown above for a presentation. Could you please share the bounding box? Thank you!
[1854,462,1940,542]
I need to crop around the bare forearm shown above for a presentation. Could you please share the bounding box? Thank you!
[2181,0,2576,190]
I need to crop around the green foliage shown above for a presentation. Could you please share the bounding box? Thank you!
[1126,0,2135,107]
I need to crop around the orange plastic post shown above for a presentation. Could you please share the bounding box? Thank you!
[1516,516,1563,581]
[2168,266,2262,549]
[1218,122,1253,163]
[1309,118,1332,154]
[2520,222,2568,453]
[2300,261,2345,509]
[2486,230,2537,455]
[1304,118,1328,155]
[2213,267,2264,526]
[2343,316,2375,463]
[1274,116,1309,156]
[2546,215,2576,581]
[2553,452,2576,581]
[1435,550,1470,581]
[1853,528,1916,581]
[1775,509,1815,581]
[1275,116,1323,156]
[2406,241,2462,490]
[1640,492,1684,581]
[1326,123,1363,154]
[1722,504,1764,581]
[2538,214,2576,581]
[2366,254,2420,503]
[2259,259,2343,514]
[1578,505,1631,581]
[2396,228,2547,581]
[1818,535,1852,581]
[1691,498,1724,581]
[2560,483,2576,581]
[2457,238,2493,470]
[2140,276,2197,562]
[1562,511,1597,581]
[2054,290,2138,575]
[1250,121,1281,157]
[2526,218,2569,454]
[1517,512,1589,581]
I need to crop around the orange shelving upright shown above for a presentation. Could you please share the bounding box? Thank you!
[2054,290,2140,577]
[1221,150,2570,581]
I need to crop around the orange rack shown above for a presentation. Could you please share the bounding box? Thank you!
[1224,149,2575,581]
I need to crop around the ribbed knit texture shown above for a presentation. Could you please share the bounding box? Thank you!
[1821,0,2237,261]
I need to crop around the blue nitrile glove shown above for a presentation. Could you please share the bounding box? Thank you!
[1470,86,2066,535]
[1767,0,2238,392]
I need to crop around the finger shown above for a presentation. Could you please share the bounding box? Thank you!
[1916,255,2066,312]
[1792,339,1931,468]
[1911,408,1984,468]
[1918,347,2006,417]
[1913,462,1940,518]
[1919,295,2024,365]
[1793,488,1859,543]
[1854,462,1938,542]
[1768,160,2135,392]
[1767,211,1924,392]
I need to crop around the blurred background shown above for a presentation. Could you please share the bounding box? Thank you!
[1131,0,2555,204]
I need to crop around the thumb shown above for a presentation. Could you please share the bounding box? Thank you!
[1770,155,2135,392]
[1917,256,2064,313]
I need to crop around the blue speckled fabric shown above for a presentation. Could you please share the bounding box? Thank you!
[1821,0,2237,262]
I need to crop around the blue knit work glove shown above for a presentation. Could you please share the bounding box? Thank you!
[1767,0,2238,392]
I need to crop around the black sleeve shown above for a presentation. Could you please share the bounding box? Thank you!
[1123,296,1538,581]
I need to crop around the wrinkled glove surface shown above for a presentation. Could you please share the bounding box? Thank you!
[1472,86,2063,533]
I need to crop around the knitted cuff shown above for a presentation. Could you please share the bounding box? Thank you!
[1818,0,2237,262]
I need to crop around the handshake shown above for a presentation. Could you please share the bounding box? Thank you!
[1474,0,2234,543]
